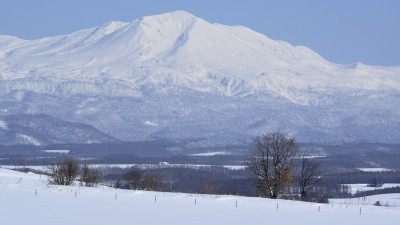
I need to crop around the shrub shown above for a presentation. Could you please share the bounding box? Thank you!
[80,164,103,187]
[48,158,79,185]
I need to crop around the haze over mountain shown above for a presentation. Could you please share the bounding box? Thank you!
[0,11,399,142]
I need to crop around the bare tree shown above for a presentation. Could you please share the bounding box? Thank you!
[246,132,299,199]
[48,158,79,185]
[80,164,103,187]
[123,169,142,190]
[200,181,217,194]
[114,179,121,189]
[142,172,166,191]
[297,155,323,201]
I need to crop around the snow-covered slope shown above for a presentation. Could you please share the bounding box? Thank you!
[0,114,119,145]
[0,11,399,142]
[0,168,399,225]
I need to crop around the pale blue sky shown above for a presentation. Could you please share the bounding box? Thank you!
[1,0,399,66]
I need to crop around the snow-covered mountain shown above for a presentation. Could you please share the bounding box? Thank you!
[0,11,399,142]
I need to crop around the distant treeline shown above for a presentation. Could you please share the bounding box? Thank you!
[352,186,400,198]
[324,171,400,184]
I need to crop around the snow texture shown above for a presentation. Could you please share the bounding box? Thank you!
[357,168,392,172]
[16,133,41,146]
[41,150,71,154]
[189,151,230,156]
[0,120,7,130]
[0,11,399,142]
[0,168,399,225]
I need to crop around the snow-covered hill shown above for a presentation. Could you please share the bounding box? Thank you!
[0,168,399,225]
[0,11,399,142]
[0,114,119,145]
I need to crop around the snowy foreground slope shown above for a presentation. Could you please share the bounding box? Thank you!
[1,11,400,142]
[1,168,399,225]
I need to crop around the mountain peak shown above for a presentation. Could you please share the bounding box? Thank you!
[136,10,201,34]
[140,10,198,22]
[1,11,399,95]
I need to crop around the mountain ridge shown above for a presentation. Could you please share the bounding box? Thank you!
[0,11,399,142]
[1,11,398,89]
[0,114,119,145]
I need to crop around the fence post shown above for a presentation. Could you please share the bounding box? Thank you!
[236,200,237,208]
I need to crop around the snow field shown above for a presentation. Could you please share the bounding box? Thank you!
[345,183,400,194]
[331,194,400,208]
[0,168,399,225]
[357,168,392,172]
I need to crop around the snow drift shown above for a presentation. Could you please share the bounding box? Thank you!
[0,168,399,225]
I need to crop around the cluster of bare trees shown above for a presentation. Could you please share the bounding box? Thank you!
[48,158,102,187]
[48,158,167,191]
[48,132,321,201]
[123,169,167,191]
[48,158,80,185]
[246,132,323,201]
[80,164,103,187]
